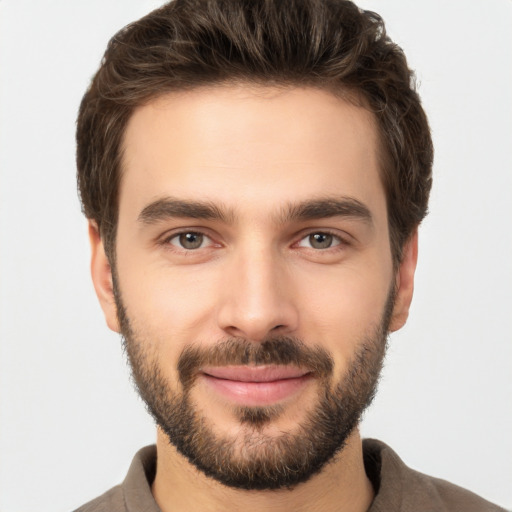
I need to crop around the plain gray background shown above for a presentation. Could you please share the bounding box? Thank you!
[0,1,511,510]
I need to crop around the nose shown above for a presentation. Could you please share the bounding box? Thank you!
[216,244,299,342]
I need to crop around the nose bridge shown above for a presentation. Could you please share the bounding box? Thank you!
[217,237,297,341]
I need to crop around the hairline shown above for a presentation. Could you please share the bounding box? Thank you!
[104,80,401,267]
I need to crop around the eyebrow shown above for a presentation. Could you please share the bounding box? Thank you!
[138,197,235,224]
[137,196,372,226]
[277,197,373,225]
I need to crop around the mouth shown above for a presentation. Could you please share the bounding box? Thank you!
[200,365,313,406]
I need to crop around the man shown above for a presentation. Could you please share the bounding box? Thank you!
[74,0,505,510]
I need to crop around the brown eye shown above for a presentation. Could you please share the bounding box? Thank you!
[170,232,205,250]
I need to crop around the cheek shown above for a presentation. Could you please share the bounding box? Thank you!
[294,262,391,371]
[116,255,223,352]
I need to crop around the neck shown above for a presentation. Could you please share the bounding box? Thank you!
[152,428,374,512]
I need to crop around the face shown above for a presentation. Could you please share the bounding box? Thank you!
[90,85,417,489]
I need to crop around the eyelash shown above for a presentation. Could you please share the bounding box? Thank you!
[161,230,218,252]
[160,229,350,253]
[295,230,346,250]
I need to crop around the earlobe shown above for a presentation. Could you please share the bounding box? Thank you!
[88,221,121,333]
[389,230,418,333]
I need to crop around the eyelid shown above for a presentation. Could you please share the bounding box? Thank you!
[294,229,350,248]
[159,228,220,250]
[170,233,210,249]
[156,227,352,252]
[297,233,341,249]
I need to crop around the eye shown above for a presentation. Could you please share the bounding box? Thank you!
[168,232,210,250]
[298,232,342,250]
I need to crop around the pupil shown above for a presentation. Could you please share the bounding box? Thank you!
[180,232,203,249]
[310,233,332,249]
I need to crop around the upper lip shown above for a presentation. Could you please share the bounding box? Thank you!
[201,365,310,383]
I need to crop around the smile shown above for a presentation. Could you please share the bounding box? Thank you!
[200,365,313,406]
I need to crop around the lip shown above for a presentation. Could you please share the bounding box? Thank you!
[200,365,312,406]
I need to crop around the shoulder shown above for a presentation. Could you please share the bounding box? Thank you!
[72,445,158,512]
[364,439,507,512]
[408,467,507,512]
[73,484,125,512]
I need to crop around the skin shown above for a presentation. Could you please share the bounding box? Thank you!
[89,85,417,512]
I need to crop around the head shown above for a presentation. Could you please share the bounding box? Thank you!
[77,0,432,268]
[78,0,432,491]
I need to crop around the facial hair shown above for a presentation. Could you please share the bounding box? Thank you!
[114,280,394,490]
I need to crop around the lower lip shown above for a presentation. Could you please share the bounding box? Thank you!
[201,374,312,406]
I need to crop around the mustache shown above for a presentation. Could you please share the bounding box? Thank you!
[177,336,334,389]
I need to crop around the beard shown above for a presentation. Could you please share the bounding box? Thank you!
[114,280,394,490]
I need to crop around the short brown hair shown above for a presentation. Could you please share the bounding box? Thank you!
[76,0,433,265]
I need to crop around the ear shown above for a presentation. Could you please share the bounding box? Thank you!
[389,230,418,332]
[88,221,121,333]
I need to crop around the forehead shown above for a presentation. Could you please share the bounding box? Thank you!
[120,85,384,222]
